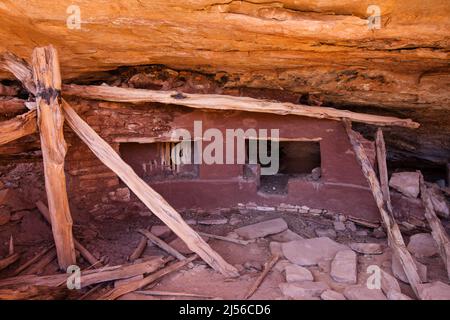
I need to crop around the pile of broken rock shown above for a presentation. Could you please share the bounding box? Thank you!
[234,218,450,300]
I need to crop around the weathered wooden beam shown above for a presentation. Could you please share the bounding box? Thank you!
[343,120,423,298]
[0,109,37,146]
[0,97,27,116]
[63,84,420,129]
[0,52,36,95]
[128,237,147,262]
[100,254,197,300]
[375,128,393,214]
[35,201,102,268]
[0,256,167,289]
[138,229,186,261]
[61,99,238,277]
[419,172,450,280]
[31,45,75,270]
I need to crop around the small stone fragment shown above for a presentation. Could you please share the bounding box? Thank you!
[285,265,314,282]
[320,289,346,300]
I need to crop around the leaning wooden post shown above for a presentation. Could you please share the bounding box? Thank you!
[418,172,450,280]
[31,46,76,269]
[375,128,394,214]
[61,99,238,277]
[343,120,422,298]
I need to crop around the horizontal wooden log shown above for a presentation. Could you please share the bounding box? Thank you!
[0,110,37,146]
[0,256,167,289]
[0,285,68,300]
[61,99,238,277]
[63,84,420,128]
[32,45,75,270]
[0,52,36,95]
[0,97,27,116]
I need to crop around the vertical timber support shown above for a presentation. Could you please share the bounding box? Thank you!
[343,120,422,298]
[375,128,394,214]
[32,46,76,270]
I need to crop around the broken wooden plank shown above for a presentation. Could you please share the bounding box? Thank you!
[135,290,215,299]
[138,229,186,261]
[63,84,420,128]
[0,110,37,146]
[0,253,20,272]
[0,52,36,95]
[375,128,394,214]
[61,99,238,277]
[100,254,197,300]
[11,245,54,276]
[35,200,102,268]
[243,254,279,300]
[419,172,450,280]
[0,256,167,289]
[32,45,76,270]
[343,120,423,298]
[198,231,251,245]
[128,236,148,262]
[22,249,57,275]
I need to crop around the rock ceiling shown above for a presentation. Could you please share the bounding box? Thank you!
[0,0,449,167]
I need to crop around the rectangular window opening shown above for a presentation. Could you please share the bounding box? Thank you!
[244,139,321,195]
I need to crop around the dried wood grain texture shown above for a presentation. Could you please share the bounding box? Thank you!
[375,128,394,214]
[62,99,238,277]
[100,254,197,300]
[32,45,75,270]
[138,229,186,261]
[0,253,20,272]
[343,120,422,298]
[419,172,450,280]
[243,254,279,299]
[63,84,420,128]
[35,200,101,268]
[0,285,68,300]
[0,110,37,146]
[0,52,36,95]
[0,256,166,289]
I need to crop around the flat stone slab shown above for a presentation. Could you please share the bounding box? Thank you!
[418,281,450,300]
[285,265,314,282]
[279,281,329,299]
[282,237,348,266]
[392,254,427,283]
[344,285,387,300]
[350,243,384,255]
[150,225,172,238]
[270,229,303,242]
[407,233,438,258]
[389,171,420,198]
[330,250,357,284]
[320,290,346,300]
[235,218,288,239]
